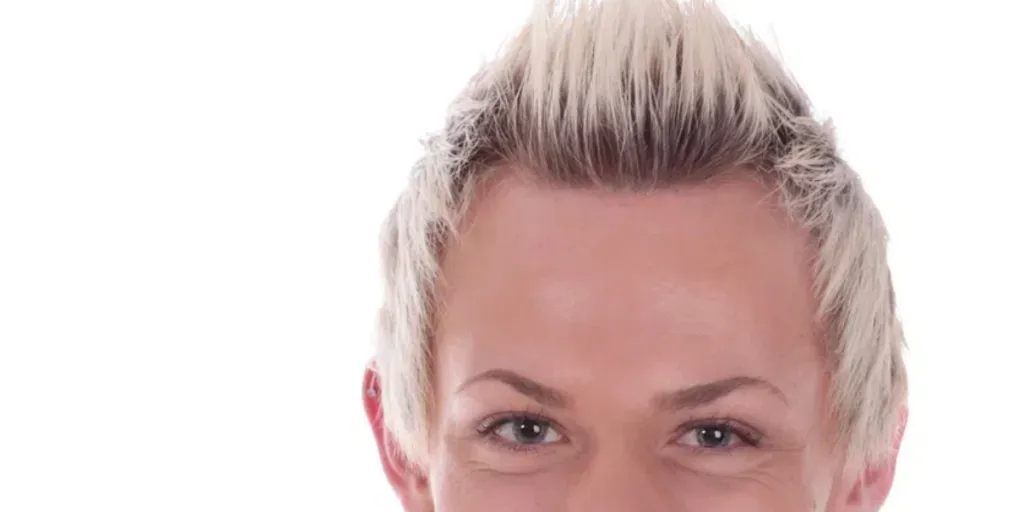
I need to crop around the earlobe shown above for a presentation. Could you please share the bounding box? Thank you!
[844,406,908,511]
[362,364,433,512]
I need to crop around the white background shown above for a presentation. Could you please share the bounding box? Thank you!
[1,1,1022,510]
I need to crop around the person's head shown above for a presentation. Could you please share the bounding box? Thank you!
[363,1,907,510]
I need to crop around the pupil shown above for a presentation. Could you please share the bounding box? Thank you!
[515,418,545,443]
[698,427,730,447]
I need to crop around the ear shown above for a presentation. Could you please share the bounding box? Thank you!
[841,406,908,511]
[363,364,434,512]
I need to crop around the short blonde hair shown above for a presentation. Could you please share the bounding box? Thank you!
[374,0,906,474]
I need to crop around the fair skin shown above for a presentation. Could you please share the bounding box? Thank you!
[365,170,900,511]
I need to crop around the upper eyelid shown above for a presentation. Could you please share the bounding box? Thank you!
[681,418,749,431]
[478,411,564,434]
[676,416,760,433]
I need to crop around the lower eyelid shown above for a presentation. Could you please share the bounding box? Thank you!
[484,432,563,455]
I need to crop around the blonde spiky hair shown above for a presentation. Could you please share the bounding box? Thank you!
[374,0,906,475]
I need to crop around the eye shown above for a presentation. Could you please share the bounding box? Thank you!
[676,421,761,450]
[484,415,564,448]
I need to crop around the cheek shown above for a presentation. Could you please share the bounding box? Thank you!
[430,463,568,512]
[429,433,567,512]
[429,450,829,512]
[669,466,823,512]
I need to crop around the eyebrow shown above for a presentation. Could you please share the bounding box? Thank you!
[456,369,571,408]
[653,376,789,410]
[457,370,787,410]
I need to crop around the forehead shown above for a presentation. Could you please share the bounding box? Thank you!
[435,170,823,399]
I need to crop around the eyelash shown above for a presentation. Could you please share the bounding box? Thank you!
[477,411,560,453]
[675,419,764,450]
[477,413,763,454]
